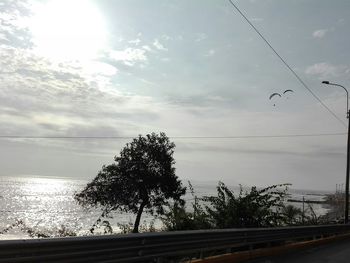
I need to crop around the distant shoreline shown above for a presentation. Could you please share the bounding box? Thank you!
[287,199,326,204]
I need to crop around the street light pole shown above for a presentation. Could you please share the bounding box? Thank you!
[322,81,349,224]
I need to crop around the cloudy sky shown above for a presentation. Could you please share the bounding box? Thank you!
[0,0,350,191]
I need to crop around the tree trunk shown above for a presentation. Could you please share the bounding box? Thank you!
[133,202,146,233]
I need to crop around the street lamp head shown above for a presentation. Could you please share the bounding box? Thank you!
[322,81,330,84]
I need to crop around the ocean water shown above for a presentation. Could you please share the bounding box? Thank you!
[0,176,331,240]
[0,176,147,239]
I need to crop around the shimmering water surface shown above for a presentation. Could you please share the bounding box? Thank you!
[0,177,89,239]
[0,176,331,239]
[0,176,146,239]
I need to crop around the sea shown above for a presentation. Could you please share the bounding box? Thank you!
[0,176,332,240]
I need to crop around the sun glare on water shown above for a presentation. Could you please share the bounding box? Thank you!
[21,177,69,195]
[29,0,107,61]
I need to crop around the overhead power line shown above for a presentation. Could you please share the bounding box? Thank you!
[0,133,346,140]
[169,133,346,139]
[227,0,346,128]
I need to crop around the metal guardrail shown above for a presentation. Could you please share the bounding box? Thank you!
[1,224,350,263]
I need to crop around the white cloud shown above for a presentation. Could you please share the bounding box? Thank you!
[195,33,207,42]
[0,32,8,41]
[109,48,147,65]
[83,61,118,76]
[1,0,348,190]
[128,38,141,45]
[337,18,345,25]
[161,34,171,41]
[312,29,328,38]
[153,39,168,51]
[0,1,33,49]
[0,38,172,138]
[305,62,350,78]
[204,49,216,57]
[0,41,158,142]
[32,113,87,130]
[142,45,152,52]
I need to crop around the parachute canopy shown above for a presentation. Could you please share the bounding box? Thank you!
[269,93,281,100]
[283,89,294,94]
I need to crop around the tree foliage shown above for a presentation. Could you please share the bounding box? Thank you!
[162,182,211,231]
[280,204,303,225]
[202,182,290,228]
[75,132,186,233]
[162,182,291,231]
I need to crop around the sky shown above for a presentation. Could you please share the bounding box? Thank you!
[0,0,350,191]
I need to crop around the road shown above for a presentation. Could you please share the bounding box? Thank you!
[247,237,350,263]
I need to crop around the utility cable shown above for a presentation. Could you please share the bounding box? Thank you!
[227,0,346,128]
[0,133,345,140]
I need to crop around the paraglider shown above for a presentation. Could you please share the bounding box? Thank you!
[269,90,295,106]
[283,89,294,99]
[269,93,282,100]
[283,89,294,94]
[269,92,281,106]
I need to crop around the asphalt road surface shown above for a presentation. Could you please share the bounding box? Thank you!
[246,238,350,263]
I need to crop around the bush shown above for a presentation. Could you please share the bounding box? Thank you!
[203,182,290,228]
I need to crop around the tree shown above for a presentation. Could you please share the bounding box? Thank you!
[75,132,186,233]
[203,182,290,228]
[281,204,302,225]
[162,182,212,231]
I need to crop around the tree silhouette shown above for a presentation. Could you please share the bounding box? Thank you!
[75,132,186,233]
[203,182,290,228]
